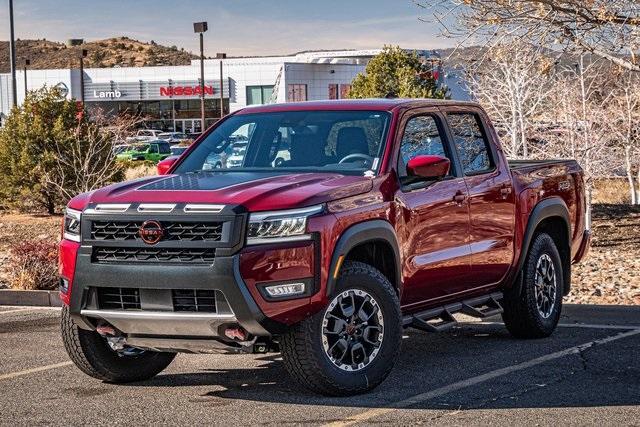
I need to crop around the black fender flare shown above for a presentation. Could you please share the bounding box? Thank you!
[326,220,402,297]
[516,197,571,294]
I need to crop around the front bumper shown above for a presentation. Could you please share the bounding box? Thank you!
[67,246,285,339]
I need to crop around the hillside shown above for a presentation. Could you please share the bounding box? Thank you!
[0,37,197,72]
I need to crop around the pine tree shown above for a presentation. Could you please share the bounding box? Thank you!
[349,46,448,99]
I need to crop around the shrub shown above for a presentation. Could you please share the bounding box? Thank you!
[8,241,58,290]
[0,88,126,213]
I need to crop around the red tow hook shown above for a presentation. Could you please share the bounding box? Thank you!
[224,326,248,341]
[96,325,117,336]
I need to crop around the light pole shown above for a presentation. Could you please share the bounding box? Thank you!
[193,22,208,132]
[23,59,30,99]
[79,49,88,105]
[8,0,17,107]
[217,53,226,118]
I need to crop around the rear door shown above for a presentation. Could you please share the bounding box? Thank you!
[148,143,160,161]
[441,107,516,288]
[394,109,472,308]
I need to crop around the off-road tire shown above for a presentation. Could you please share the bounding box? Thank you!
[502,232,564,338]
[280,261,402,396]
[61,306,176,383]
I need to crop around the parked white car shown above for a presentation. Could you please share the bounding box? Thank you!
[158,132,188,144]
[126,129,164,143]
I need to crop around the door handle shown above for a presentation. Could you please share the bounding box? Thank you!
[500,185,512,198]
[453,191,466,204]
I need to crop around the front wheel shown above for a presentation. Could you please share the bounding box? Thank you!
[61,306,176,383]
[280,261,402,396]
[502,232,564,338]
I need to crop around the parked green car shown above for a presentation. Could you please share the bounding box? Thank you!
[116,141,172,162]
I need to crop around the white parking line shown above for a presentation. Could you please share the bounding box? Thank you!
[326,328,640,427]
[0,361,73,382]
[462,321,640,331]
[0,308,34,315]
[0,307,60,315]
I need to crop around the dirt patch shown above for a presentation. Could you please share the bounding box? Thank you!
[0,206,638,304]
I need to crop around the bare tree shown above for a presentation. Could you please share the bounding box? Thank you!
[418,0,640,72]
[609,70,640,204]
[538,55,618,228]
[467,42,552,158]
[43,111,142,202]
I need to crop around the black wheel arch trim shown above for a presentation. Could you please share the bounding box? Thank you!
[516,197,571,295]
[326,220,402,297]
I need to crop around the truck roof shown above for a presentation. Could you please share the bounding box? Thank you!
[235,98,481,114]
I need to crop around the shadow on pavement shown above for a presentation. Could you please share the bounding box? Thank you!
[127,304,640,410]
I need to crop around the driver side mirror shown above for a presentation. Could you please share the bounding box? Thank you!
[157,156,177,175]
[406,155,450,180]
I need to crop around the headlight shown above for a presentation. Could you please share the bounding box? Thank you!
[63,208,82,242]
[247,205,323,244]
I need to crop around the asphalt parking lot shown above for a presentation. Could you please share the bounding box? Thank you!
[1,304,639,426]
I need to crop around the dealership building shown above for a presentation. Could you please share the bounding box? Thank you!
[0,49,455,132]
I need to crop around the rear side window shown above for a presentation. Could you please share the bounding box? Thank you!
[398,115,448,178]
[447,113,493,175]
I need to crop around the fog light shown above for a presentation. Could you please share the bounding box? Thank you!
[264,283,305,297]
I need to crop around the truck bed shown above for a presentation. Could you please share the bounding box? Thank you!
[508,159,577,170]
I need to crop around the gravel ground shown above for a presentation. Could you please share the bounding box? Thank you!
[567,205,640,305]
[0,205,638,305]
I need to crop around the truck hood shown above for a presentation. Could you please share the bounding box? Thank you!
[78,171,373,212]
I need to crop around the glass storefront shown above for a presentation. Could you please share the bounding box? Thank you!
[86,98,229,132]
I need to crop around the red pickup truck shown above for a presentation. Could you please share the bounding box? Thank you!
[59,99,590,396]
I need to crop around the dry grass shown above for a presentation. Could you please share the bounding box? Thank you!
[0,214,60,288]
[125,163,158,180]
[7,241,58,290]
[592,178,632,204]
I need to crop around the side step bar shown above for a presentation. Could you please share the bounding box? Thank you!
[403,292,503,333]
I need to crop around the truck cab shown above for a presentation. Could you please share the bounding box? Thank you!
[59,99,590,396]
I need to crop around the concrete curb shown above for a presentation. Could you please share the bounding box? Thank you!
[0,290,62,307]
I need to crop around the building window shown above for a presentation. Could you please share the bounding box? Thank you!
[339,84,351,99]
[328,84,339,100]
[287,84,307,102]
[246,85,275,105]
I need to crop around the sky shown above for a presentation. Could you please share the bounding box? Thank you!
[0,0,457,56]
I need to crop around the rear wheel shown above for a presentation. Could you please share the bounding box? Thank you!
[502,232,564,338]
[61,306,176,383]
[280,261,402,396]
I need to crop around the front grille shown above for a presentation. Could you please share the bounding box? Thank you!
[93,247,215,264]
[91,221,223,242]
[172,289,217,312]
[97,287,141,310]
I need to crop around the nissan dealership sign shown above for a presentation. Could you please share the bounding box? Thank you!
[84,79,229,102]
[159,85,215,96]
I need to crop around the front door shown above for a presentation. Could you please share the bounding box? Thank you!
[443,109,516,288]
[394,112,472,308]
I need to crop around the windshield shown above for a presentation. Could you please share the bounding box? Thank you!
[174,110,391,175]
[132,144,149,152]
